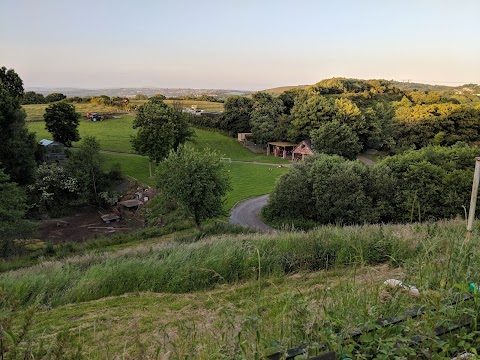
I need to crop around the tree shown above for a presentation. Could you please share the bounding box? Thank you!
[0,167,34,253]
[44,102,80,147]
[220,96,253,135]
[132,98,193,177]
[250,92,285,144]
[66,136,106,205]
[289,93,336,142]
[0,67,37,185]
[157,145,231,228]
[21,91,45,104]
[45,92,66,103]
[310,120,362,160]
[28,163,79,214]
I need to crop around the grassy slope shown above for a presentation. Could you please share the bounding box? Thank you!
[3,220,479,358]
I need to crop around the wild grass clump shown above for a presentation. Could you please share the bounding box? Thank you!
[0,221,454,310]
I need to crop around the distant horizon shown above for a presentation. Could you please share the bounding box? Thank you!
[23,78,480,92]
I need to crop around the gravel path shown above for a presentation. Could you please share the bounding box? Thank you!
[229,194,274,232]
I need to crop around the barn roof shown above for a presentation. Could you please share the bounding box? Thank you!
[39,139,54,146]
[267,142,296,147]
[293,140,314,154]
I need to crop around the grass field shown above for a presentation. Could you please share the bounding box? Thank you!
[101,154,286,210]
[130,99,224,111]
[27,116,287,163]
[23,103,127,122]
[28,116,287,209]
[23,101,223,122]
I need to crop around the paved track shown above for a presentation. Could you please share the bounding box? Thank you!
[229,194,274,232]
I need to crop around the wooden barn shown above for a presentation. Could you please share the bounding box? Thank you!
[266,142,296,160]
[292,140,314,161]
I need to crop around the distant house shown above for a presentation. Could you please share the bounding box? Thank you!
[292,140,314,161]
[39,139,67,164]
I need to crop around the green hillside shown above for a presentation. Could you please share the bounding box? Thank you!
[2,219,480,358]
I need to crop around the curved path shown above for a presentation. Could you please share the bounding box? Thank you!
[229,194,274,232]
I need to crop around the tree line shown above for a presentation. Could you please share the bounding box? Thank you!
[264,144,480,228]
[214,78,480,159]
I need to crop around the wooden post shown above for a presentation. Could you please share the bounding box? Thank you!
[148,160,153,178]
[466,157,480,242]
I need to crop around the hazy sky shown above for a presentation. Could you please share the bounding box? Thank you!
[1,0,479,90]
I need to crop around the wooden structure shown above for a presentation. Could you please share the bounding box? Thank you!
[237,132,253,142]
[266,142,296,160]
[39,139,67,164]
[292,140,314,161]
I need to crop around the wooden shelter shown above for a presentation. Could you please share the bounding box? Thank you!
[237,132,253,142]
[267,142,296,160]
[39,139,67,164]
[292,140,314,161]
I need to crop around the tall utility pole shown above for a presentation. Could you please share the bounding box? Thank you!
[466,157,480,242]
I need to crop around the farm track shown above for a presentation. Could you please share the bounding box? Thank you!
[229,194,274,232]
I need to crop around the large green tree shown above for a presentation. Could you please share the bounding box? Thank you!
[0,67,37,185]
[250,92,285,144]
[220,96,253,135]
[310,120,362,160]
[157,145,231,228]
[132,98,193,177]
[44,102,81,147]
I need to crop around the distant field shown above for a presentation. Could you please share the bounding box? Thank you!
[129,99,224,111]
[262,85,309,95]
[23,100,223,122]
[23,103,128,122]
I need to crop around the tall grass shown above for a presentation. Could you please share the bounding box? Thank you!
[3,220,480,358]
[0,221,456,309]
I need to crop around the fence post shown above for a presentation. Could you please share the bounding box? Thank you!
[466,157,480,242]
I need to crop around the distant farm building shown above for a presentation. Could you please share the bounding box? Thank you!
[266,142,297,160]
[292,140,314,161]
[39,139,67,164]
[237,132,253,142]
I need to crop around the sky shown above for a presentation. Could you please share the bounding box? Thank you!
[1,0,479,90]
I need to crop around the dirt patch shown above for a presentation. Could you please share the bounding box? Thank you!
[38,206,140,243]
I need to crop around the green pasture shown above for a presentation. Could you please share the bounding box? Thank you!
[101,153,286,210]
[130,99,224,111]
[27,116,287,164]
[23,103,127,122]
[23,100,223,123]
[28,115,136,153]
[28,115,288,209]
[223,162,287,209]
